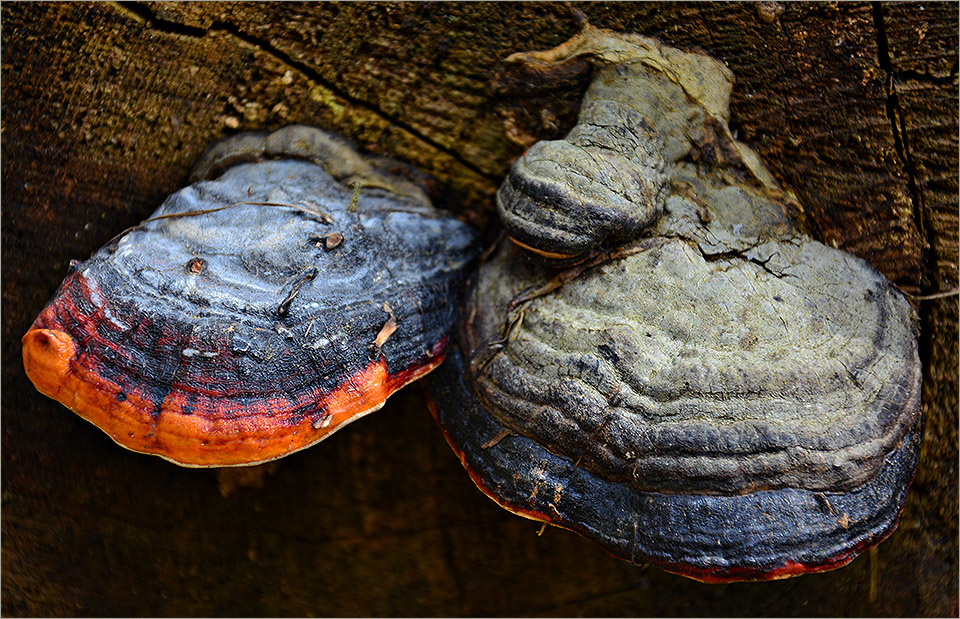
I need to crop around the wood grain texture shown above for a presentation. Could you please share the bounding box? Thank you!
[2,2,956,616]
[882,3,960,616]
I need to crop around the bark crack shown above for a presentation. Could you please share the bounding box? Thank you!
[111,1,499,183]
[871,2,932,291]
[872,2,942,405]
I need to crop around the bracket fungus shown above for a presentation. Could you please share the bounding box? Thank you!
[428,26,922,582]
[23,125,477,467]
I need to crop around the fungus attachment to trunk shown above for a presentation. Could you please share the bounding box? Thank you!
[23,125,478,467]
[427,25,923,582]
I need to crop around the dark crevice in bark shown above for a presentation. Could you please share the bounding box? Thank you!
[872,3,940,424]
[113,1,500,184]
[872,3,934,289]
[111,1,205,35]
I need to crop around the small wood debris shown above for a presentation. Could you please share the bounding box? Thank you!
[373,301,397,349]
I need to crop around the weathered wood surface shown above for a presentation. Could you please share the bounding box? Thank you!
[2,2,956,616]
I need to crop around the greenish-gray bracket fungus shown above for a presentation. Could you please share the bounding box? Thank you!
[428,24,922,583]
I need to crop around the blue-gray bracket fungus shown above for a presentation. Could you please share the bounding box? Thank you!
[24,125,478,467]
[428,25,922,582]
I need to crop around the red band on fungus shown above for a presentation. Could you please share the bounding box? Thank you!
[24,320,447,467]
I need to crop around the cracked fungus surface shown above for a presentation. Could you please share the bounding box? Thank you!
[430,24,923,582]
[468,236,919,496]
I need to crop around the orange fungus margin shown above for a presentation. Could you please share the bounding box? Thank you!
[23,326,445,467]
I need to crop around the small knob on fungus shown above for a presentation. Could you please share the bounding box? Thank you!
[497,99,666,262]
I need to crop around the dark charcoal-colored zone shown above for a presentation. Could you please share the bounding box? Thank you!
[37,159,478,419]
[428,344,920,582]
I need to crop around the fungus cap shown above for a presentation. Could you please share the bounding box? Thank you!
[428,27,923,582]
[23,126,477,467]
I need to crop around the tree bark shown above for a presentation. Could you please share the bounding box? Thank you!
[2,2,956,616]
